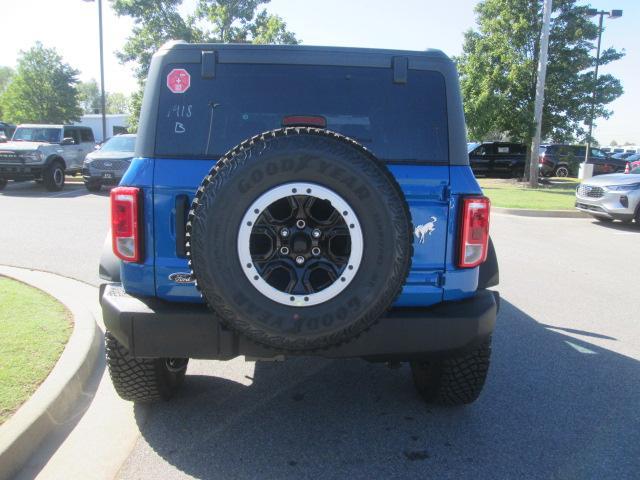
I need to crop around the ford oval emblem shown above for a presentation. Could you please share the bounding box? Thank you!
[168,272,195,284]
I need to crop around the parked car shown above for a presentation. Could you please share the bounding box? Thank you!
[624,153,640,173]
[603,146,640,155]
[468,141,526,177]
[99,42,499,407]
[82,134,136,191]
[575,169,640,224]
[0,124,95,191]
[539,144,627,178]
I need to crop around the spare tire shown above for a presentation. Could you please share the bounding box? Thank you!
[187,128,412,351]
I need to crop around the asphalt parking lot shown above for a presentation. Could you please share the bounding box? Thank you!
[1,180,639,479]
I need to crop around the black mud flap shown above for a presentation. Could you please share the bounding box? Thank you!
[478,237,498,289]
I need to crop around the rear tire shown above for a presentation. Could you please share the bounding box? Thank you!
[43,161,65,191]
[105,331,188,403]
[187,127,412,352]
[553,165,570,178]
[0,178,7,190]
[410,337,492,406]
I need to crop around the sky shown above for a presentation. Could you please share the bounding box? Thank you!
[0,0,637,145]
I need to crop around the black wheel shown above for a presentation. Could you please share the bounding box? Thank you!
[43,160,65,191]
[187,127,412,352]
[553,165,570,178]
[635,206,640,228]
[84,181,101,192]
[0,178,7,190]
[511,168,525,179]
[410,337,492,406]
[105,331,188,402]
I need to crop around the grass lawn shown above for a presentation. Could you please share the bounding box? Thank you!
[478,178,579,210]
[0,276,71,424]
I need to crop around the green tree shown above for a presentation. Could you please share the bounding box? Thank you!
[106,92,130,114]
[0,67,13,94]
[0,66,14,118]
[78,79,102,114]
[457,0,624,145]
[609,139,617,146]
[194,0,298,44]
[111,0,299,129]
[0,43,82,124]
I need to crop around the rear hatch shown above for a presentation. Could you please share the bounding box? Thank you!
[151,51,451,306]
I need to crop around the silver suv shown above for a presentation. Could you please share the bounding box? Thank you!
[576,168,640,225]
[0,124,96,191]
[82,134,135,192]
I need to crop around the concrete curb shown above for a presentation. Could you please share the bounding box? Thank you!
[0,266,102,480]
[493,207,589,218]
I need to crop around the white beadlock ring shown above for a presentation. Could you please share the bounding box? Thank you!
[238,182,363,307]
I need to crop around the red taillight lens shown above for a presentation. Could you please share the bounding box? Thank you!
[625,162,630,174]
[282,115,326,127]
[110,187,141,263]
[458,196,490,268]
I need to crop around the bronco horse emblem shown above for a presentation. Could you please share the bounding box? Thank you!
[414,216,437,244]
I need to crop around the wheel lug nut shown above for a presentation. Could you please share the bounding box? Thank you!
[311,247,321,256]
[280,246,290,255]
[280,228,290,238]
[295,255,305,265]
[312,229,321,239]
[296,219,306,229]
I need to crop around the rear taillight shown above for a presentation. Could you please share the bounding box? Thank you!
[538,154,545,164]
[110,187,142,263]
[625,162,630,174]
[458,196,490,268]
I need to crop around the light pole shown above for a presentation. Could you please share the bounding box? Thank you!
[529,0,553,188]
[581,8,622,178]
[83,0,107,142]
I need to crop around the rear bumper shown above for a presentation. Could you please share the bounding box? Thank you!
[100,284,498,361]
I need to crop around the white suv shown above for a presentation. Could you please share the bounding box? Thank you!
[576,169,640,225]
[0,124,96,191]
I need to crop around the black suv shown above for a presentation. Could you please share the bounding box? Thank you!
[539,144,626,177]
[468,142,526,177]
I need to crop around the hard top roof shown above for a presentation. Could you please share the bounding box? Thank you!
[160,41,449,59]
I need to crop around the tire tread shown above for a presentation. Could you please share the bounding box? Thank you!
[411,337,492,406]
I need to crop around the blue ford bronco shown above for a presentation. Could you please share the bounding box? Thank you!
[99,42,499,406]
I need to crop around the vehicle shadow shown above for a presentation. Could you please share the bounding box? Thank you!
[130,300,640,480]
[589,219,639,233]
[0,181,110,198]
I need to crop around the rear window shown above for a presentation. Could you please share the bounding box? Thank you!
[155,63,449,162]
